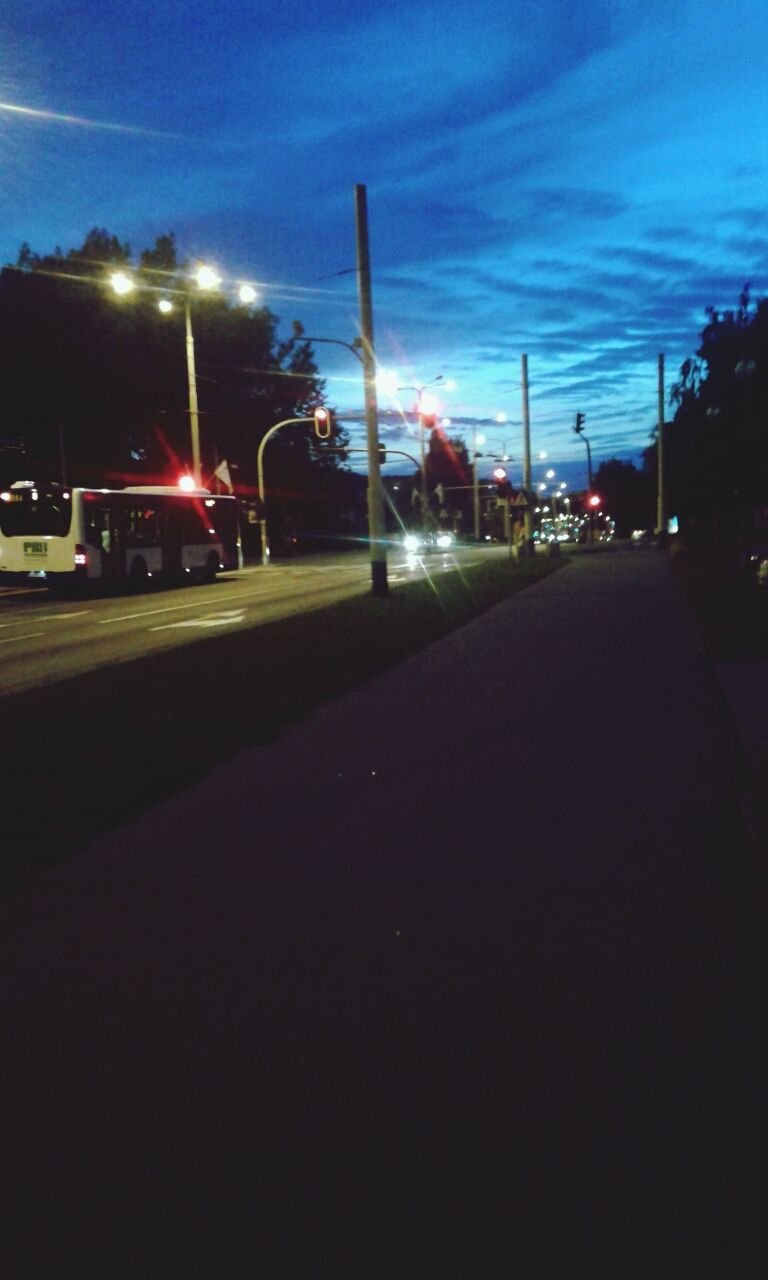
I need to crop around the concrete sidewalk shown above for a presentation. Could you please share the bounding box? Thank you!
[3,547,767,1275]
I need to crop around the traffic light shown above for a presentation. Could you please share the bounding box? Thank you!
[493,465,511,498]
[377,443,386,465]
[313,406,332,439]
[574,412,585,433]
[587,493,601,509]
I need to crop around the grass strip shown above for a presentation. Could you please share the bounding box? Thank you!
[3,554,561,872]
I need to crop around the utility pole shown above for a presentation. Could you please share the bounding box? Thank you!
[656,353,666,538]
[354,184,388,596]
[472,424,481,541]
[185,297,202,487]
[521,354,532,545]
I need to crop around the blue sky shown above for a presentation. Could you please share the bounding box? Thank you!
[2,0,767,487]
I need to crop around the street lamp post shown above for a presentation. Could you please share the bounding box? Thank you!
[110,261,238,488]
[399,375,445,529]
[472,429,485,541]
[184,297,202,486]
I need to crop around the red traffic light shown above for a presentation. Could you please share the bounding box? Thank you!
[492,466,507,482]
[313,406,331,439]
[587,493,601,508]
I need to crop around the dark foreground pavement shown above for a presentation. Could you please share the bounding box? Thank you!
[3,548,767,1275]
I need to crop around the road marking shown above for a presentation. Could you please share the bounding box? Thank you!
[98,589,252,624]
[0,631,47,645]
[0,611,91,629]
[97,578,335,626]
[151,609,247,632]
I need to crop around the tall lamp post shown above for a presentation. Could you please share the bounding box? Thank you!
[110,263,257,488]
[398,375,450,528]
[472,429,485,542]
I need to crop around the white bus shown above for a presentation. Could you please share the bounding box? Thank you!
[0,480,242,591]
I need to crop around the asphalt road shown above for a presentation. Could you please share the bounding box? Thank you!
[0,544,498,696]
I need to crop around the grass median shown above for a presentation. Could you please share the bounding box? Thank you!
[4,553,562,873]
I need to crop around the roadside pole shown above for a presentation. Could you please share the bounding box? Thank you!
[355,184,388,596]
[257,417,313,565]
[521,354,532,546]
[185,298,202,487]
[472,425,481,541]
[657,353,666,539]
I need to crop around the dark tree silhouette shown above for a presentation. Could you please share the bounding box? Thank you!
[646,285,767,557]
[592,458,654,537]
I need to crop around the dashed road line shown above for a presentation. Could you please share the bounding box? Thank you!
[0,631,47,645]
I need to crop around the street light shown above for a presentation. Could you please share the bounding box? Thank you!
[398,374,446,528]
[472,430,486,541]
[110,260,233,487]
[109,271,134,297]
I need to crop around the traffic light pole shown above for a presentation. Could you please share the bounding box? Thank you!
[257,416,314,565]
[573,413,594,544]
[521,354,532,547]
[656,353,666,538]
[355,184,388,596]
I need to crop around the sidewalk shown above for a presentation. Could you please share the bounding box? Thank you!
[3,548,767,1274]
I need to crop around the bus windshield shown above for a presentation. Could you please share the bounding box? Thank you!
[0,485,73,537]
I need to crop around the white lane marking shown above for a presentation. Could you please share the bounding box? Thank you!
[97,577,342,626]
[34,610,91,620]
[0,631,47,645]
[151,609,247,632]
[98,589,253,625]
[0,611,90,629]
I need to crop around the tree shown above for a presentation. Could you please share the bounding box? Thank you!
[592,459,654,538]
[656,285,768,553]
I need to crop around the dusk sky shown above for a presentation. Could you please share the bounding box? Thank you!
[2,0,767,486]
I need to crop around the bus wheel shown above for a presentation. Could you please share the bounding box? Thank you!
[129,557,148,590]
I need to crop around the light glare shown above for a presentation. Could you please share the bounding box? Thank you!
[194,265,221,290]
[110,271,134,296]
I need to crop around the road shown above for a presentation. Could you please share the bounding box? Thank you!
[0,544,501,696]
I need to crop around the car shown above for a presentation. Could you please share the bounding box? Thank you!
[403,531,455,553]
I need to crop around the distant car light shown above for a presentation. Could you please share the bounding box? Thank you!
[436,533,453,548]
[403,534,420,551]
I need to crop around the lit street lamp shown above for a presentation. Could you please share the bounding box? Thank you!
[398,375,447,528]
[110,262,257,487]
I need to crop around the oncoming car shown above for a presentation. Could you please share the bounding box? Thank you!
[403,531,455,553]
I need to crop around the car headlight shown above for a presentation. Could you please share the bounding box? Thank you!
[436,533,453,548]
[403,534,421,552]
